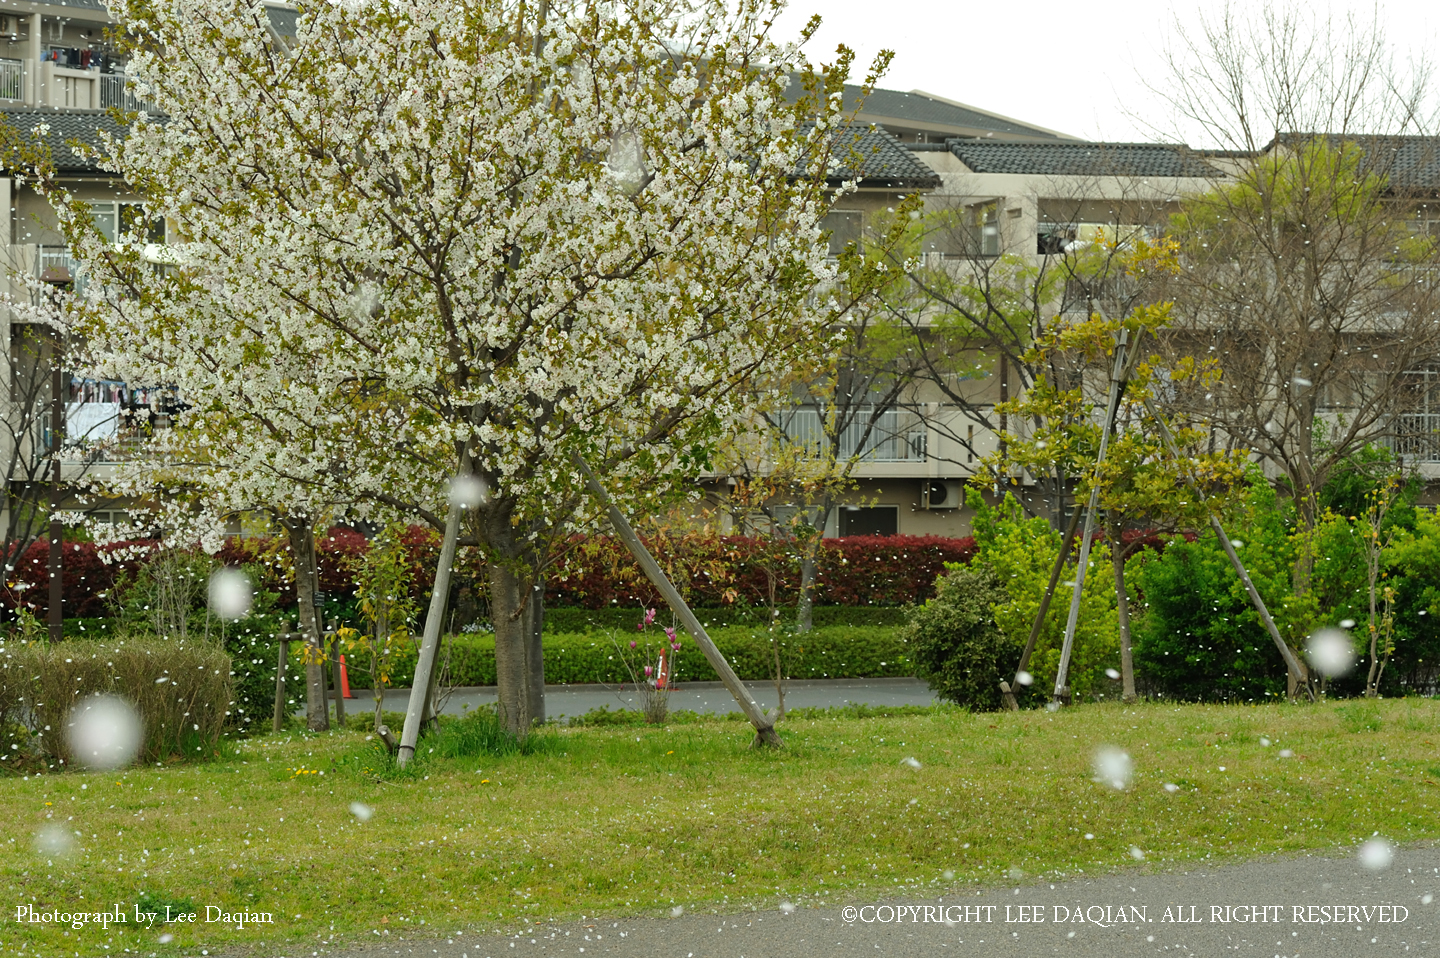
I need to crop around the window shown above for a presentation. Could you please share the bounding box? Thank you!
[89,202,163,243]
[839,506,898,537]
[1396,365,1440,463]
[822,210,862,256]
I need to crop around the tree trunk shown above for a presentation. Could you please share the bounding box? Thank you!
[526,577,546,725]
[1111,525,1136,704]
[795,501,830,634]
[284,518,328,732]
[372,603,388,732]
[48,346,62,645]
[491,554,543,737]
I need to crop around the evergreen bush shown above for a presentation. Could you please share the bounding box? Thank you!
[901,564,1018,711]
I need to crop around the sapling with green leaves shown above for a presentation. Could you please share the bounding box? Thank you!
[974,299,1248,702]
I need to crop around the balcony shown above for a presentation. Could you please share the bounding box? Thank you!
[99,72,154,113]
[0,58,22,101]
[1394,412,1440,464]
[781,406,928,463]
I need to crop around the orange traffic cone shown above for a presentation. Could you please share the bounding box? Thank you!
[656,649,669,690]
[339,654,355,699]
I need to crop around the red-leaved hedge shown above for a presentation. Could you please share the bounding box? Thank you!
[545,534,976,608]
[13,529,979,620]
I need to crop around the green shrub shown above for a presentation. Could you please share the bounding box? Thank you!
[1132,536,1292,702]
[901,564,1018,712]
[329,624,912,688]
[0,637,232,769]
[967,491,1117,700]
[223,614,299,736]
[541,604,908,633]
[1378,508,1440,695]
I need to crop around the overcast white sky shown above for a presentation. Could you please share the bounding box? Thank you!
[767,0,1440,146]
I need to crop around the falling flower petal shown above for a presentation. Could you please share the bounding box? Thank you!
[1358,838,1393,871]
[67,695,142,771]
[1092,746,1132,790]
[1306,628,1354,678]
[208,568,253,619]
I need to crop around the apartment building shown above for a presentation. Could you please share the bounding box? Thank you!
[2,8,1435,544]
[793,94,1234,538]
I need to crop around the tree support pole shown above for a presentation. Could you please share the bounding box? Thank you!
[1138,396,1313,701]
[574,454,780,747]
[1001,499,1082,711]
[1054,330,1129,704]
[397,456,470,767]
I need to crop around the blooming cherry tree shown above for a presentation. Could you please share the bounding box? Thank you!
[47,0,879,747]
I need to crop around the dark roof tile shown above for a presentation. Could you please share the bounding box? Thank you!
[817,123,940,189]
[946,140,1219,178]
[849,87,1062,139]
[0,109,129,174]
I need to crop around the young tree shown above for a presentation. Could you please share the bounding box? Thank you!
[48,0,879,749]
[976,303,1249,701]
[725,215,926,631]
[1153,3,1440,579]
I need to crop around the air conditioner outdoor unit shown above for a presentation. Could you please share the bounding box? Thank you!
[920,479,964,510]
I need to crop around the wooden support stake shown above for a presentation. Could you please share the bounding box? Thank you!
[272,620,295,733]
[574,453,781,747]
[329,619,345,728]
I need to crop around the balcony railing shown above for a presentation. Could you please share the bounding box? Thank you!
[99,73,154,113]
[781,406,928,462]
[1394,412,1440,463]
[0,58,22,101]
[37,245,88,296]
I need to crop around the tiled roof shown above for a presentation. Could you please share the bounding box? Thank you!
[1270,134,1440,191]
[946,140,1220,178]
[1,110,939,190]
[850,87,1063,139]
[812,123,941,189]
[0,109,128,174]
[782,82,1067,140]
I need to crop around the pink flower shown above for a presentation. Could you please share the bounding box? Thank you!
[629,640,637,649]
[664,626,677,642]
[637,607,657,631]
[644,665,654,677]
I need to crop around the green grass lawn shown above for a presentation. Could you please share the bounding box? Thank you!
[3,697,1439,957]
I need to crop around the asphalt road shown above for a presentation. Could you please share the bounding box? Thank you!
[275,845,1440,958]
[356,677,939,722]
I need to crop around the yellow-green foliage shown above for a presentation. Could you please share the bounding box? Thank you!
[968,491,1118,700]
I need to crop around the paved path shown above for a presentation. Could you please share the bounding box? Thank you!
[276,846,1440,958]
[356,677,939,722]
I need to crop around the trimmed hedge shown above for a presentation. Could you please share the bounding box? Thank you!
[329,625,913,688]
[541,605,908,632]
[0,638,232,769]
[548,535,975,609]
[30,532,973,630]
